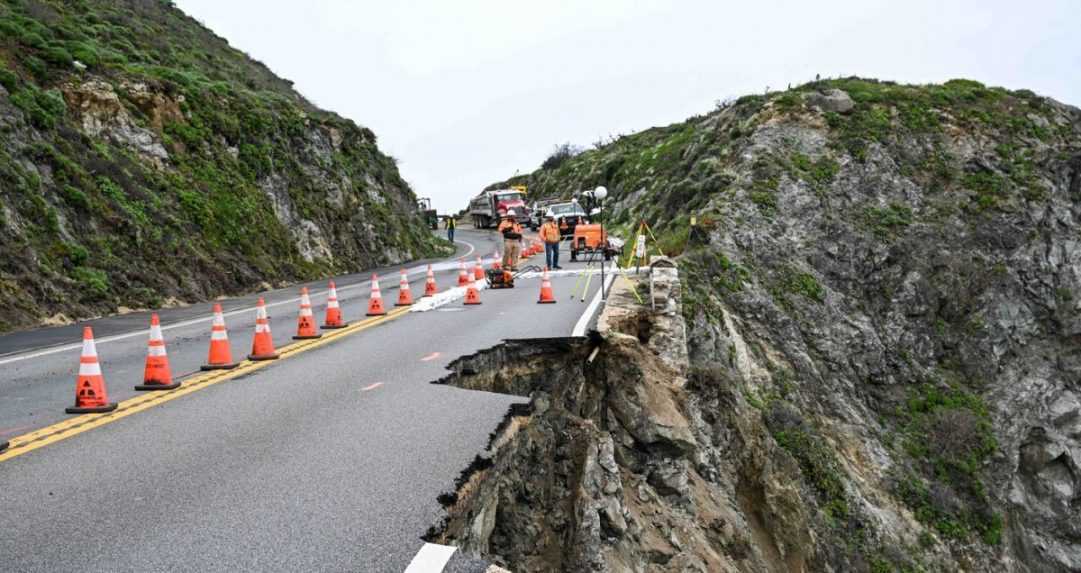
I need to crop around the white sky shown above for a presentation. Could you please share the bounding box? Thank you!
[174,0,1080,213]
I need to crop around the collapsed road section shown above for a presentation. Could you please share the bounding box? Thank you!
[424,262,754,572]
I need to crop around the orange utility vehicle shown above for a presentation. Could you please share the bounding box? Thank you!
[569,223,617,262]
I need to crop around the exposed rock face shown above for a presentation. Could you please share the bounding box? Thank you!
[454,79,1081,571]
[62,79,171,165]
[803,88,855,114]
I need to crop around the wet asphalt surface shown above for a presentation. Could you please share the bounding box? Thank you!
[0,229,604,572]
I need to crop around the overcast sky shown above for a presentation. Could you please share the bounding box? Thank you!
[174,0,1080,213]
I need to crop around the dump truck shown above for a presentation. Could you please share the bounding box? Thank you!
[417,198,438,229]
[468,186,533,229]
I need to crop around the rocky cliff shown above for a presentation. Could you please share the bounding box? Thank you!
[0,0,442,332]
[436,79,1081,571]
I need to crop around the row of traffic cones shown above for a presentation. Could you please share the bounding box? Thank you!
[64,263,555,414]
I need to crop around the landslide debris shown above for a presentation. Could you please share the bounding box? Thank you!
[450,79,1081,571]
[0,0,443,332]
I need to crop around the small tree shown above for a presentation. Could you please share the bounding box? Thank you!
[541,142,582,170]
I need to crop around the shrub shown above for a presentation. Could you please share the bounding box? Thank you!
[42,45,74,66]
[71,266,110,298]
[541,142,583,170]
[865,203,913,236]
[0,68,18,92]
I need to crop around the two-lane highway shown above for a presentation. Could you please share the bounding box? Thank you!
[0,229,500,439]
[0,229,612,572]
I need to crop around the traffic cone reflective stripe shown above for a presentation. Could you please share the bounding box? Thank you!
[249,298,279,360]
[66,326,118,414]
[473,257,485,281]
[423,265,438,297]
[293,287,322,340]
[202,304,239,370]
[538,267,557,304]
[367,274,387,316]
[464,274,482,306]
[135,314,180,391]
[322,281,348,329]
[396,269,414,306]
[457,261,469,286]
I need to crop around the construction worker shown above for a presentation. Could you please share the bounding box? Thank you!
[497,210,523,270]
[540,215,562,270]
[444,215,456,243]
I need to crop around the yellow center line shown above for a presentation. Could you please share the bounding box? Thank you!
[0,307,411,464]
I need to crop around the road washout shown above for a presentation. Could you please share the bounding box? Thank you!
[422,264,773,572]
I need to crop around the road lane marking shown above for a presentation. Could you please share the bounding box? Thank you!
[0,240,479,367]
[360,383,384,392]
[0,307,412,464]
[420,352,441,362]
[404,543,457,573]
[453,239,476,260]
[572,269,617,337]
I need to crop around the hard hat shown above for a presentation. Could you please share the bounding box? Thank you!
[507,209,516,217]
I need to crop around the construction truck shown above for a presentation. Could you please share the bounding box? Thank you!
[469,185,533,230]
[417,198,438,230]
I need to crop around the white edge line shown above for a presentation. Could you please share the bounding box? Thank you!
[572,267,617,337]
[0,239,480,367]
[403,542,457,573]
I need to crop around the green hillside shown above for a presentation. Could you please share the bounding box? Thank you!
[0,0,443,331]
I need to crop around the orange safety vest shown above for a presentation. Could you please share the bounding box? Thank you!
[540,222,560,243]
[498,219,522,237]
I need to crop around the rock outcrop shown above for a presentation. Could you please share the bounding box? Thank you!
[446,79,1081,571]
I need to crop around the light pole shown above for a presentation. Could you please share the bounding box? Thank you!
[592,186,609,300]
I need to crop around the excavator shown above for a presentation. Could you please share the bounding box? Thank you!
[416,197,438,230]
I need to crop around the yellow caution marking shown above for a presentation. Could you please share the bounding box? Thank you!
[0,307,410,464]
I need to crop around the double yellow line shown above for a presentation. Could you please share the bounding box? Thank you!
[0,307,411,464]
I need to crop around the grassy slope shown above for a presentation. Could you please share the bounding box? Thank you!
[495,78,1074,253]
[0,0,441,331]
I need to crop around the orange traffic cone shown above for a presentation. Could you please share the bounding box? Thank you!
[249,298,279,361]
[322,280,347,329]
[457,260,469,286]
[66,326,118,413]
[202,304,239,370]
[396,269,414,307]
[464,274,482,306]
[538,267,557,304]
[423,265,438,297]
[367,274,387,316]
[135,314,179,391]
[293,287,322,340]
[474,257,485,281]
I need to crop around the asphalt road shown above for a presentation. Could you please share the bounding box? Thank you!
[0,229,505,439]
[0,229,607,572]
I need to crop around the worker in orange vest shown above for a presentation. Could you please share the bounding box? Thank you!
[497,210,523,270]
[540,215,562,270]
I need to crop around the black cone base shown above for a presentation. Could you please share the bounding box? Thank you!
[66,402,118,414]
[135,381,182,391]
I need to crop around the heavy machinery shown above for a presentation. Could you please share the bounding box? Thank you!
[469,185,533,229]
[569,223,618,261]
[546,201,590,237]
[416,198,438,230]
